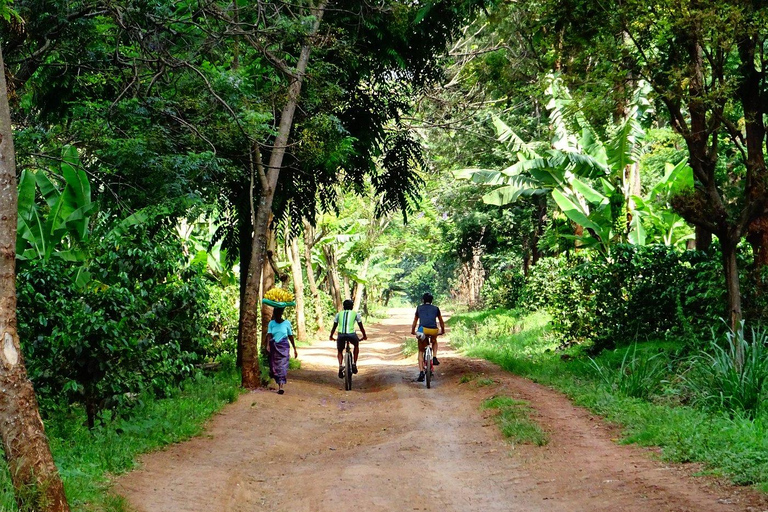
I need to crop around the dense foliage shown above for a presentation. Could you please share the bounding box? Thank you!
[16,222,237,426]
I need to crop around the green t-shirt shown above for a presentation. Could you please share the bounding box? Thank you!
[335,310,362,334]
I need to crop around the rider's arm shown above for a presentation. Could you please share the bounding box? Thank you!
[329,322,338,340]
[357,322,367,340]
[438,313,446,335]
[411,312,419,335]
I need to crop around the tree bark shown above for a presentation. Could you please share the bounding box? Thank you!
[532,196,546,265]
[289,237,307,341]
[0,42,70,512]
[240,3,325,389]
[352,257,370,312]
[722,240,743,348]
[303,222,325,333]
[324,245,343,310]
[695,226,712,251]
[343,275,351,302]
[259,227,276,353]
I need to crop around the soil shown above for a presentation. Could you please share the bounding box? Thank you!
[115,308,768,511]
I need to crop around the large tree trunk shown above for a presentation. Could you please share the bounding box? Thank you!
[240,4,324,389]
[303,222,325,332]
[0,42,70,512]
[289,238,307,341]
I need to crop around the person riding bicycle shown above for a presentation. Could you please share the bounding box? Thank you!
[411,292,445,382]
[329,299,368,379]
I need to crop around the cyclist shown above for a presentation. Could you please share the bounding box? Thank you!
[329,299,368,379]
[411,292,445,382]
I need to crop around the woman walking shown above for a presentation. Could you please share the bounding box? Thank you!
[266,307,298,394]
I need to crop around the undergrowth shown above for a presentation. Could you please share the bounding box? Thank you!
[0,370,242,511]
[449,308,768,490]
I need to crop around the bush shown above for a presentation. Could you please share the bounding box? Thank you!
[481,268,524,309]
[522,244,727,351]
[16,223,225,426]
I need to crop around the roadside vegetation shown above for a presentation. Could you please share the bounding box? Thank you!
[450,309,768,490]
[0,370,241,511]
[4,0,768,510]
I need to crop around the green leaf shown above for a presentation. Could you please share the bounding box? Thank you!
[551,189,600,232]
[571,177,608,206]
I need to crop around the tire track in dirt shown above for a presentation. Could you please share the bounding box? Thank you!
[114,309,768,511]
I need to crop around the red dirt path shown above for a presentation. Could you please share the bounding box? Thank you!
[115,308,768,511]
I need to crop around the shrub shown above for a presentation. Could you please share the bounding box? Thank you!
[481,268,524,309]
[522,244,728,351]
[16,223,222,426]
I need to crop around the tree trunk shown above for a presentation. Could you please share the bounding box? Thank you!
[0,42,71,512]
[260,227,276,353]
[343,275,351,301]
[324,245,343,310]
[289,238,307,341]
[239,3,325,389]
[694,226,712,251]
[722,240,744,367]
[352,257,370,312]
[532,196,547,265]
[747,218,768,290]
[236,186,252,368]
[303,222,325,332]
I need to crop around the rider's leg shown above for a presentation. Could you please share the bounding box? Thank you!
[337,337,345,378]
[353,343,360,364]
[432,336,440,365]
[418,349,425,371]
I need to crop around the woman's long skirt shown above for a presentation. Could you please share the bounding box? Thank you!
[269,337,290,385]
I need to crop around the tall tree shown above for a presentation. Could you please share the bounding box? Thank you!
[532,0,768,331]
[240,1,326,387]
[0,40,70,512]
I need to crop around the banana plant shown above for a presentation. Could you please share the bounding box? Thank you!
[629,160,695,248]
[17,146,96,262]
[455,75,650,255]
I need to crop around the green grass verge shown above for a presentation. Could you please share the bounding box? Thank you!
[0,370,242,512]
[449,308,768,490]
[482,396,548,446]
[402,337,418,358]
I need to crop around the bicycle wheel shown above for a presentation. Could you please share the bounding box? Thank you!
[344,350,353,391]
[425,346,432,389]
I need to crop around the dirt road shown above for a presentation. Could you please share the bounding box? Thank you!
[116,309,768,511]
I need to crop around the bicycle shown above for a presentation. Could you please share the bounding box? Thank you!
[423,337,434,389]
[343,337,354,391]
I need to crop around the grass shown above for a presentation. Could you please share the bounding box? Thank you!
[449,308,768,490]
[481,396,548,446]
[402,336,418,358]
[0,370,242,512]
